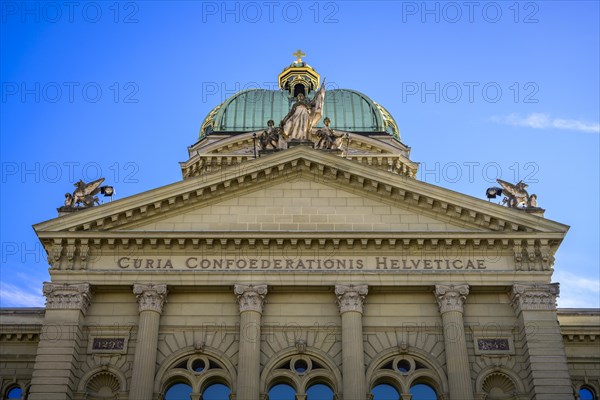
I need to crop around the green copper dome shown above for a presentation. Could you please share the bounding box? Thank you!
[199,89,400,141]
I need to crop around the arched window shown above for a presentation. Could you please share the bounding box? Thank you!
[306,383,334,399]
[410,383,437,400]
[580,387,597,400]
[368,354,445,400]
[268,383,296,400]
[164,383,193,400]
[160,354,233,399]
[371,383,400,400]
[263,353,339,398]
[202,383,231,400]
[5,387,22,399]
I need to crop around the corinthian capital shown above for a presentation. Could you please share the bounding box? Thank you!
[335,284,368,314]
[234,283,268,313]
[435,284,469,314]
[43,283,92,314]
[133,283,168,314]
[511,283,559,312]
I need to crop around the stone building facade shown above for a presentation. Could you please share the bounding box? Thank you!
[1,56,599,400]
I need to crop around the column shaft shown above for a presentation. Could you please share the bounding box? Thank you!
[341,311,366,399]
[336,284,368,400]
[129,310,161,399]
[234,284,267,400]
[435,284,474,400]
[440,310,473,399]
[237,310,262,400]
[129,283,168,400]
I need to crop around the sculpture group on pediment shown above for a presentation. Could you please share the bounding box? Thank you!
[258,120,281,150]
[62,178,105,209]
[314,117,344,150]
[281,80,326,142]
[496,179,540,209]
[258,114,345,153]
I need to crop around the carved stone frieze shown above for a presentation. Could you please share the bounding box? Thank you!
[513,242,523,270]
[435,284,470,314]
[511,283,559,312]
[79,241,90,269]
[48,242,63,269]
[335,284,368,314]
[66,242,76,269]
[133,283,168,314]
[234,283,268,313]
[43,283,92,314]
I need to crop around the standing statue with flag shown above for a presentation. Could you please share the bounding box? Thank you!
[281,78,326,142]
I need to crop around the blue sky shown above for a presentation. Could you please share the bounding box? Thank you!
[1,1,598,310]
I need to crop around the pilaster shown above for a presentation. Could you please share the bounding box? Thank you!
[29,283,91,399]
[511,283,574,400]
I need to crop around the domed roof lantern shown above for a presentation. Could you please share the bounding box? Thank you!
[278,50,321,98]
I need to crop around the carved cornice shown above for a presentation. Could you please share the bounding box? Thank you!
[435,284,470,314]
[234,283,268,313]
[335,284,368,314]
[38,233,565,254]
[511,283,559,312]
[0,331,40,342]
[43,283,92,313]
[133,283,168,314]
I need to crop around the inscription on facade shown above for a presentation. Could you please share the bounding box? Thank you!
[115,257,488,271]
[92,338,125,351]
[477,338,510,351]
[473,337,515,355]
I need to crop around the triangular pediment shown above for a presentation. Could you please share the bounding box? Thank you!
[124,178,474,233]
[34,146,569,238]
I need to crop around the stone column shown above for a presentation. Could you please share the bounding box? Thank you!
[29,283,91,399]
[235,284,267,400]
[335,284,368,400]
[435,284,474,400]
[511,283,574,400]
[129,283,168,400]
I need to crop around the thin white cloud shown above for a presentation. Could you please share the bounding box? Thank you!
[0,282,45,307]
[491,113,599,133]
[553,270,600,308]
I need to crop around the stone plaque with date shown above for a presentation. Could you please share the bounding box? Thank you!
[474,337,514,355]
[90,337,128,354]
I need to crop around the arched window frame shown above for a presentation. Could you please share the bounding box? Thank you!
[260,347,341,398]
[577,384,598,400]
[2,383,26,400]
[369,378,402,399]
[366,349,448,399]
[155,348,236,398]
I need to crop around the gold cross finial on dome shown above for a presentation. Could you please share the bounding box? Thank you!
[293,49,306,63]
